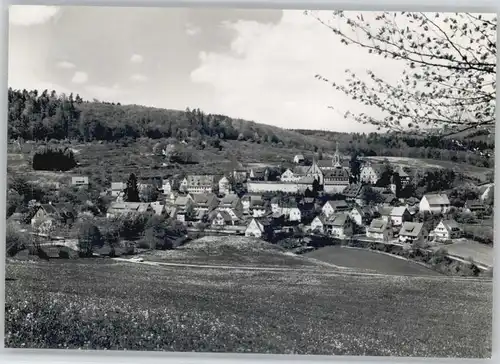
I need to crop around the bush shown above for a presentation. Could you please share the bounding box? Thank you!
[32,147,77,171]
[77,220,104,257]
[6,224,28,257]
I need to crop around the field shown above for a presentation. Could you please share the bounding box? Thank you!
[4,257,492,357]
[8,139,311,183]
[364,156,493,181]
[431,240,494,268]
[140,237,328,268]
[305,246,441,277]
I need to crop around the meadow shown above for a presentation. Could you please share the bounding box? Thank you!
[364,156,493,182]
[305,246,442,276]
[4,257,492,357]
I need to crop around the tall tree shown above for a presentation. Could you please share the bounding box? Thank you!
[349,153,361,182]
[309,11,496,137]
[125,173,140,202]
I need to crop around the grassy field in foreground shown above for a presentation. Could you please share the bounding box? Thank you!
[139,236,344,270]
[5,259,492,357]
[305,246,442,277]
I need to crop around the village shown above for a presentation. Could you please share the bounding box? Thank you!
[11,141,494,262]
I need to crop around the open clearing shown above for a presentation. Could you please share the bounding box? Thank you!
[431,241,494,268]
[364,156,492,181]
[304,246,442,277]
[4,258,491,357]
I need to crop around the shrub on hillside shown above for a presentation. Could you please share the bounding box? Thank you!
[32,147,77,171]
[6,224,28,257]
[77,220,104,257]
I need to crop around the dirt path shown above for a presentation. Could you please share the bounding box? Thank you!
[111,257,490,283]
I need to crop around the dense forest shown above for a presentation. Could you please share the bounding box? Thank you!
[7,88,495,168]
[7,88,333,151]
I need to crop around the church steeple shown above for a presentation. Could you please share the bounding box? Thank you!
[333,141,341,168]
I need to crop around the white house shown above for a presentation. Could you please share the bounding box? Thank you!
[111,182,126,197]
[432,219,462,241]
[288,207,302,222]
[349,205,366,226]
[324,214,353,239]
[399,222,428,245]
[161,180,172,195]
[211,211,233,226]
[293,154,305,164]
[322,200,349,217]
[71,176,89,188]
[419,194,451,214]
[310,215,327,234]
[366,219,393,241]
[389,206,412,226]
[280,169,300,182]
[360,163,380,185]
[218,176,231,196]
[245,218,271,238]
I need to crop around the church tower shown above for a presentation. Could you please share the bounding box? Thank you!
[333,141,341,168]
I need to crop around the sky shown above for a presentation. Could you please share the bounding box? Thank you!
[7,5,411,133]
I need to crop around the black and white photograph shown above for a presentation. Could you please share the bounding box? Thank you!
[4,4,495,358]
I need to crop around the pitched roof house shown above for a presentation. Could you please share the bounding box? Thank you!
[322,200,350,217]
[245,218,273,239]
[211,210,234,226]
[349,205,374,226]
[189,193,219,212]
[219,193,242,211]
[419,194,451,214]
[366,218,393,241]
[31,203,75,226]
[324,214,353,239]
[464,199,486,214]
[432,219,462,241]
[399,222,428,244]
[310,215,328,233]
[389,206,412,226]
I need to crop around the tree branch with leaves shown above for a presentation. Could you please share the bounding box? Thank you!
[307,11,496,137]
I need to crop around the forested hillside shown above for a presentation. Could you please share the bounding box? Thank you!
[7,88,495,169]
[7,88,333,151]
[293,129,495,168]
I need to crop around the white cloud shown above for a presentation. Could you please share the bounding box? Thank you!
[191,10,404,133]
[9,5,60,26]
[130,54,144,64]
[186,23,201,36]
[56,60,76,69]
[71,71,88,84]
[130,74,148,82]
